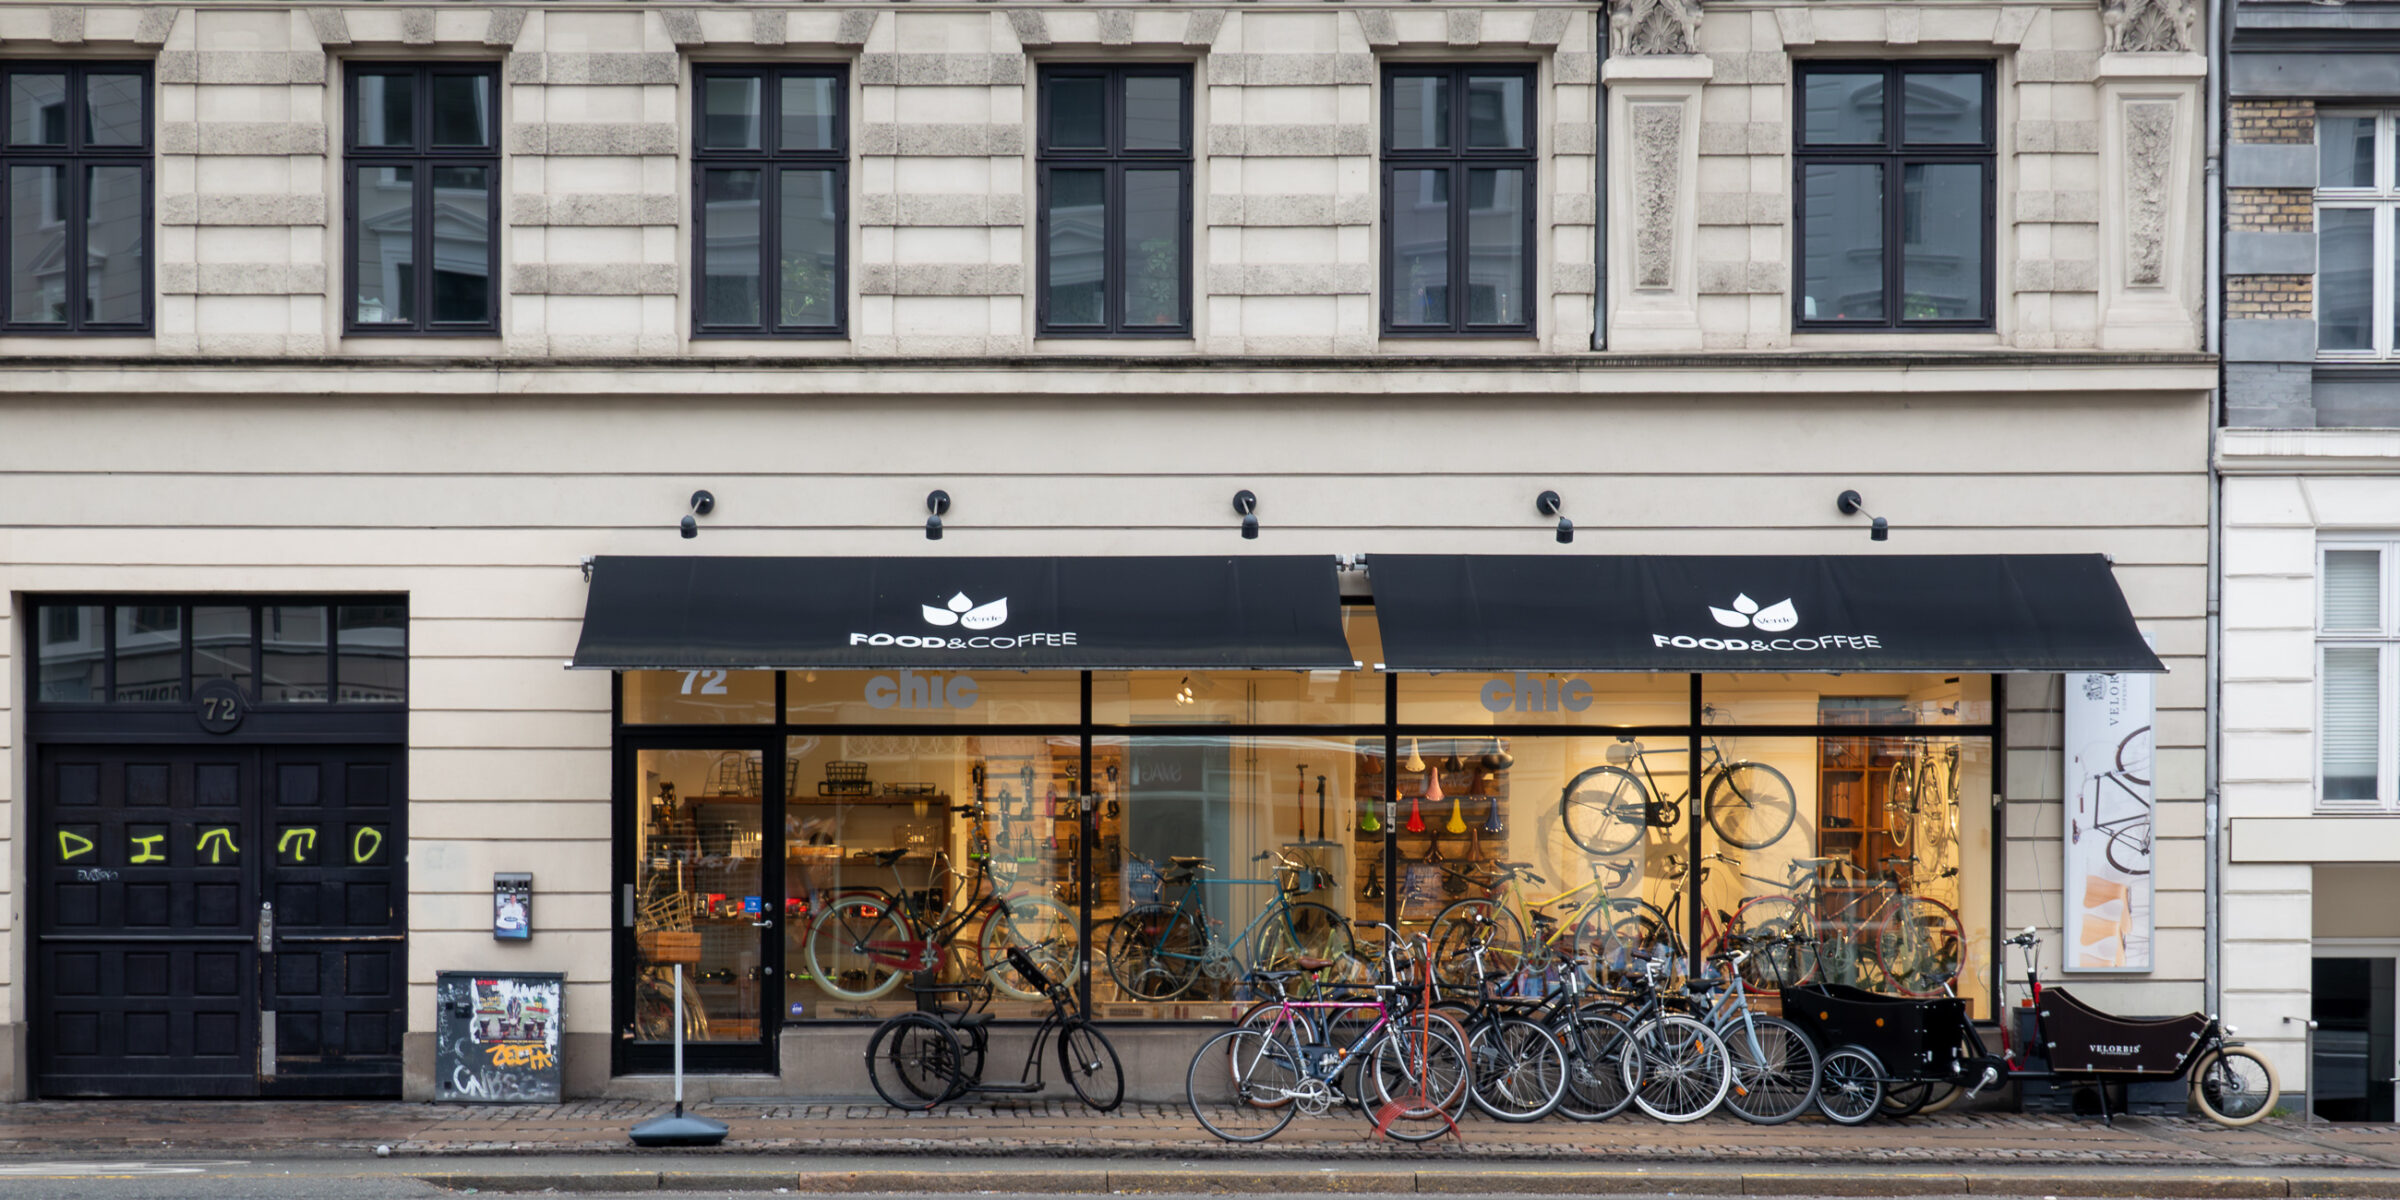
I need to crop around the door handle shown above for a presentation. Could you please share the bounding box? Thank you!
[752,918,775,929]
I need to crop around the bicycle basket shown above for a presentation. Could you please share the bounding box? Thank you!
[820,760,873,796]
[1785,983,1970,1082]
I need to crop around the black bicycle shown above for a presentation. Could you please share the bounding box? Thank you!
[1561,718,1800,855]
[865,945,1123,1112]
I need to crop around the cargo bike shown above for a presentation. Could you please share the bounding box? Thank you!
[1782,928,2279,1126]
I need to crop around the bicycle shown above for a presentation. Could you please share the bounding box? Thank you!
[1682,936,1819,1124]
[1423,858,1635,988]
[1604,950,1733,1122]
[804,816,1080,1002]
[1561,714,1800,855]
[1440,921,1570,1122]
[2072,724,2154,876]
[1718,852,1964,998]
[865,945,1123,1112]
[1104,850,1358,1001]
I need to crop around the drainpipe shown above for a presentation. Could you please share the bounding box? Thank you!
[2203,0,2227,1022]
[1591,3,1609,350]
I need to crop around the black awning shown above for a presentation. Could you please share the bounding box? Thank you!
[1370,554,2164,674]
[570,555,1354,671]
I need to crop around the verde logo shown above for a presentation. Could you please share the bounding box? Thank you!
[1708,594,1798,632]
[923,592,1008,631]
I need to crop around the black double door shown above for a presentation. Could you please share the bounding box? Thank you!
[34,744,406,1097]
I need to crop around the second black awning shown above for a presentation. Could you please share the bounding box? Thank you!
[1369,554,2164,674]
[570,554,1354,671]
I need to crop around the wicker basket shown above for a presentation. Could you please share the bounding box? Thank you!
[638,930,704,965]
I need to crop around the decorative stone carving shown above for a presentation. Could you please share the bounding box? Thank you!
[2122,100,2176,287]
[2101,0,2197,54]
[1610,0,1702,57]
[1630,103,1683,289]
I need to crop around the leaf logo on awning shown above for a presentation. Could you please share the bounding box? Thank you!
[1708,593,1798,632]
[922,592,1009,631]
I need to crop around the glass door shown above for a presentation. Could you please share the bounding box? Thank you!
[622,741,781,1072]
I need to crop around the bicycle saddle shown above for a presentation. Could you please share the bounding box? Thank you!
[1170,856,1210,868]
[1285,956,1338,972]
[864,847,911,867]
[1250,968,1307,982]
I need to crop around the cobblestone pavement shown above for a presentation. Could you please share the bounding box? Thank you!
[0,1100,2394,1168]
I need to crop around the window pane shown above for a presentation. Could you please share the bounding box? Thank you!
[2319,115,2379,190]
[429,74,492,147]
[1901,163,1983,321]
[354,72,416,148]
[428,165,492,323]
[1123,75,1182,151]
[1044,168,1105,324]
[1903,72,1983,145]
[2325,549,2383,632]
[1465,167,1524,325]
[84,73,144,146]
[336,604,407,703]
[85,165,144,324]
[703,76,763,150]
[1389,74,1451,150]
[1465,75,1526,149]
[193,606,253,698]
[624,671,776,723]
[1801,163,1884,321]
[780,75,837,151]
[1047,76,1105,149]
[114,606,182,703]
[10,73,66,145]
[1803,72,1884,145]
[2319,207,2374,351]
[10,164,67,324]
[632,748,766,1038]
[263,605,329,703]
[778,168,838,327]
[701,169,762,326]
[1389,168,1451,326]
[2323,647,2381,803]
[1122,168,1181,327]
[35,605,105,703]
[354,166,414,324]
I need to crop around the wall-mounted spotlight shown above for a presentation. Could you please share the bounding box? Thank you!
[925,490,951,541]
[1537,490,1573,545]
[1233,489,1259,540]
[1836,489,1890,542]
[679,489,715,539]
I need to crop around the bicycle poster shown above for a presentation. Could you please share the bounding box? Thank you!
[2064,655,2155,973]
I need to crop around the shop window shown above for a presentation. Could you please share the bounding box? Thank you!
[1,62,151,334]
[344,63,499,334]
[1795,63,1993,330]
[623,670,777,724]
[1381,64,1536,336]
[691,65,847,337]
[785,670,1080,726]
[1093,608,1383,725]
[2320,543,2396,810]
[1036,65,1192,336]
[1700,673,1993,727]
[1397,672,1690,727]
[2318,111,2400,358]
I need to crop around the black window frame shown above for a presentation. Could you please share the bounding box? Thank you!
[690,63,850,339]
[25,596,410,711]
[1035,64,1193,338]
[0,61,154,335]
[1792,60,1997,332]
[1379,63,1539,338]
[342,61,502,336]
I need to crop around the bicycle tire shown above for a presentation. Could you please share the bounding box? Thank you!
[1721,1014,1819,1125]
[1620,1014,1731,1122]
[2116,724,2153,786]
[1561,764,1649,856]
[1186,1027,1301,1142]
[867,1013,968,1111]
[1060,1020,1125,1111]
[1721,894,1815,991]
[1879,1079,1935,1118]
[1104,903,1204,1001]
[980,893,1081,1001]
[1359,1019,1474,1142]
[1468,1016,1569,1122]
[1250,900,1360,990]
[1872,895,1965,998]
[1427,899,1529,986]
[2104,820,2155,877]
[1549,1008,1636,1121]
[1705,761,1800,850]
[1815,1044,1885,1124]
[1882,758,1917,854]
[2190,1045,2280,1126]
[807,894,914,1002]
[1916,1081,1962,1115]
[1605,908,1687,985]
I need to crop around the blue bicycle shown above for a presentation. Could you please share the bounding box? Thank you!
[1103,851,1359,1000]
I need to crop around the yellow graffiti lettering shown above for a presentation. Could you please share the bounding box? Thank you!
[352,826,384,864]
[277,827,318,863]
[486,1042,554,1070]
[128,833,166,864]
[196,827,240,864]
[56,830,94,862]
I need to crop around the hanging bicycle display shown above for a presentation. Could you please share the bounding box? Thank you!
[1560,726,1800,856]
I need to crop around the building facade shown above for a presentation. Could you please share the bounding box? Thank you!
[0,0,2213,1104]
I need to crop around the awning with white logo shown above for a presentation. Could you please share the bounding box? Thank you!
[1367,554,2165,673]
[568,555,1355,671]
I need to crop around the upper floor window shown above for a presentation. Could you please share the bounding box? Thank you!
[1795,62,1994,331]
[345,63,499,335]
[1382,64,1537,337]
[693,65,846,337]
[2318,111,2400,359]
[2321,542,2397,810]
[1037,65,1191,337]
[2,62,151,333]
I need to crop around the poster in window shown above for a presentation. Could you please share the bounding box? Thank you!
[2064,645,2154,973]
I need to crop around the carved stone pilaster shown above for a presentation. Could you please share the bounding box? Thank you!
[1604,55,1711,350]
[2102,0,2199,54]
[2122,100,2177,288]
[1630,105,1682,290]
[2095,53,2204,350]
[1609,0,1702,57]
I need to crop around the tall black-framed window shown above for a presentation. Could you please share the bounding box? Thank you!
[1794,61,1995,330]
[344,62,500,334]
[692,64,847,337]
[1036,64,1192,337]
[1381,64,1537,337]
[1,62,152,333]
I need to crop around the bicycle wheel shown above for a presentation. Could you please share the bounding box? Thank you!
[1360,1020,1474,1142]
[1605,908,1686,984]
[1186,1027,1301,1142]
[1250,900,1359,990]
[1721,1015,1818,1125]
[1427,899,1529,987]
[2104,820,2155,877]
[2190,1045,2280,1126]
[1722,895,1815,991]
[1104,903,1204,1000]
[981,893,1080,1000]
[1815,1044,1885,1125]
[1550,1008,1636,1121]
[1882,758,1916,854]
[1917,1081,1962,1115]
[1705,761,1799,850]
[806,894,913,1002]
[867,1013,968,1111]
[1468,1016,1568,1122]
[1060,1020,1124,1112]
[1872,895,1965,997]
[1879,1080,1935,1118]
[1619,1014,1731,1122]
[1561,765,1649,856]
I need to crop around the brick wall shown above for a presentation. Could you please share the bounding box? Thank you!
[2225,274,2312,318]
[2228,188,2313,234]
[2232,99,2314,144]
